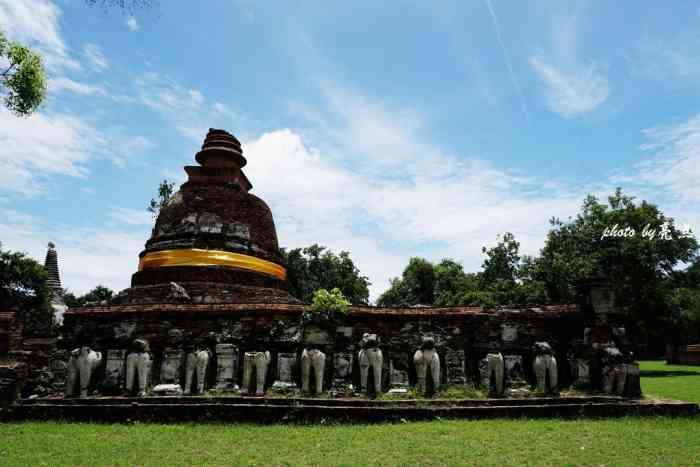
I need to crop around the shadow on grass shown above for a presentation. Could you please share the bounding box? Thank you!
[639,370,700,378]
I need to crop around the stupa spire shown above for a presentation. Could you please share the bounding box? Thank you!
[184,128,252,191]
[44,242,65,308]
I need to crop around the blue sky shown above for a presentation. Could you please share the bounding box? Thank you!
[1,0,699,300]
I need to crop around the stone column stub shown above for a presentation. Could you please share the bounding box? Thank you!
[214,343,239,390]
[102,349,127,390]
[272,352,297,391]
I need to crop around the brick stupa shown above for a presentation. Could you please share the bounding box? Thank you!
[114,129,299,305]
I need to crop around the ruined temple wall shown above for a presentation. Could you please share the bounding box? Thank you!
[55,304,581,395]
[0,312,23,355]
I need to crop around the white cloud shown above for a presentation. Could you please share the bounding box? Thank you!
[83,43,109,71]
[244,85,589,299]
[135,73,241,142]
[213,102,228,114]
[188,89,204,106]
[49,77,106,96]
[637,115,700,204]
[108,135,157,168]
[0,107,104,194]
[108,206,153,226]
[0,207,148,294]
[126,16,139,32]
[0,0,80,72]
[0,106,154,194]
[530,57,609,117]
[529,10,609,117]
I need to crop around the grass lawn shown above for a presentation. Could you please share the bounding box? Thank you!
[640,360,700,404]
[0,360,698,467]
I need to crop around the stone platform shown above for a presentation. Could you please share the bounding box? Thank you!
[6,396,697,423]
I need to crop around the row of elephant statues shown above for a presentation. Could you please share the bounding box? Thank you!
[480,342,559,397]
[63,333,443,398]
[63,336,637,399]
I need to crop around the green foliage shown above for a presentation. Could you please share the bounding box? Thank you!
[481,232,520,286]
[378,237,546,308]
[147,179,175,217]
[64,285,114,307]
[0,243,52,335]
[376,257,435,306]
[534,189,698,334]
[432,259,499,307]
[309,287,349,315]
[281,244,370,304]
[376,189,698,323]
[0,30,47,116]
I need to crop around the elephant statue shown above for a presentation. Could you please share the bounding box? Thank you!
[241,351,271,396]
[301,348,326,395]
[65,346,103,398]
[125,339,152,397]
[532,341,558,395]
[480,352,505,397]
[184,348,211,395]
[358,333,383,396]
[413,336,440,395]
[601,346,640,397]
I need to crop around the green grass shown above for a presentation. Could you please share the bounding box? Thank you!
[1,418,698,466]
[0,360,698,466]
[640,360,700,403]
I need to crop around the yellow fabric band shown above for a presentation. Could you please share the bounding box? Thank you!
[138,248,286,281]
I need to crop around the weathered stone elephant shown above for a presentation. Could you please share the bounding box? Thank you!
[413,336,440,395]
[125,339,152,397]
[358,333,383,395]
[601,346,641,397]
[480,352,505,397]
[184,348,211,395]
[300,348,326,395]
[532,341,558,395]
[241,351,271,396]
[65,346,103,398]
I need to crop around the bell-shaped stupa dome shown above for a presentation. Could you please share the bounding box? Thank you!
[120,129,297,305]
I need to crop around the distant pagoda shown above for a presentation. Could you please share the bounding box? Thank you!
[44,242,63,302]
[44,242,66,323]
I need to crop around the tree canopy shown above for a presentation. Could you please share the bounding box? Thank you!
[281,244,370,304]
[0,244,52,335]
[534,189,697,313]
[0,30,47,116]
[377,189,698,316]
[309,288,350,315]
[64,285,115,308]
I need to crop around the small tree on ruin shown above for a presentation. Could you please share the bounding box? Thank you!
[147,179,175,218]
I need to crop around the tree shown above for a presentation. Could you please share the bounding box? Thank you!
[0,30,47,116]
[377,257,436,306]
[281,245,370,304]
[433,259,487,307]
[537,189,697,307]
[480,232,520,287]
[531,189,698,354]
[306,288,350,322]
[147,179,175,217]
[0,243,52,335]
[64,285,114,307]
